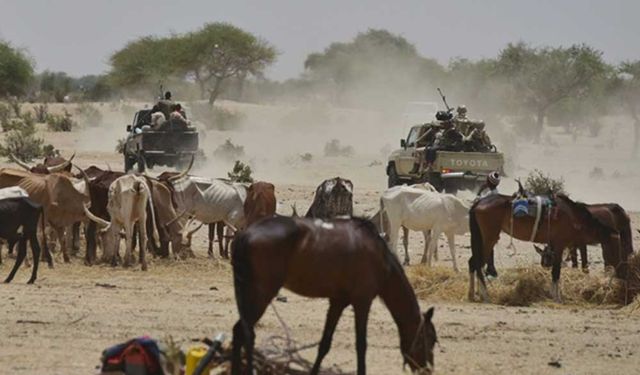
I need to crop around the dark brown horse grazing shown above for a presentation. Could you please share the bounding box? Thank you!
[231,216,437,375]
[533,203,634,273]
[469,194,622,303]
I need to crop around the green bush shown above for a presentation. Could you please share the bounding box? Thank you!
[227,161,254,183]
[34,103,49,123]
[2,117,32,133]
[0,128,45,161]
[9,99,21,118]
[47,110,76,131]
[0,103,11,125]
[524,169,566,195]
[115,138,126,154]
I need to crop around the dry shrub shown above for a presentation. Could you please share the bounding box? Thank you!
[524,169,566,195]
[407,265,621,307]
[324,139,354,157]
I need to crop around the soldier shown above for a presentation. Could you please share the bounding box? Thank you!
[454,105,471,135]
[152,91,174,119]
[463,121,492,152]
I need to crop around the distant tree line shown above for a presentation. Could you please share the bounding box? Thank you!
[0,25,639,155]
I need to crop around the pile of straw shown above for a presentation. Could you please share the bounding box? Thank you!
[407,264,624,307]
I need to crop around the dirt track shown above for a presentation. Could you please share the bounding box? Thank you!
[1,103,640,374]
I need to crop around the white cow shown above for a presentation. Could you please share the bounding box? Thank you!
[84,174,159,270]
[165,171,247,235]
[380,184,469,270]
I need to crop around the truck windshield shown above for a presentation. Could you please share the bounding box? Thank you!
[406,128,419,147]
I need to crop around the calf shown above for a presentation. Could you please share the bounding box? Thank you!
[1,197,50,283]
[244,182,276,226]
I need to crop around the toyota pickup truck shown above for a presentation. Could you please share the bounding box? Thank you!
[386,123,504,193]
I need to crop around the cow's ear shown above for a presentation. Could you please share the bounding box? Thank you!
[424,307,434,322]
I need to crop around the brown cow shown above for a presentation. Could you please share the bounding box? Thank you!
[15,169,91,263]
[244,182,276,226]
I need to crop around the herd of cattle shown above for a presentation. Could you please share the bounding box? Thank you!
[0,152,634,296]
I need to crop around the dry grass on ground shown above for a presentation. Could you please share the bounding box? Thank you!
[407,265,631,308]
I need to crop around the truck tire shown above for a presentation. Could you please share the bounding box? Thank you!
[136,153,146,173]
[387,164,400,188]
[424,172,444,192]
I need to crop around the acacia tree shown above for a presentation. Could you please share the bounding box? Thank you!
[180,23,276,104]
[618,61,640,157]
[109,36,184,88]
[496,42,608,141]
[0,40,34,97]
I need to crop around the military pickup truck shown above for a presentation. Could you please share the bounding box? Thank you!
[386,123,504,193]
[123,109,199,172]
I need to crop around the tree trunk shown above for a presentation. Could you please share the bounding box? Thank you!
[236,72,247,101]
[208,77,224,105]
[198,80,207,100]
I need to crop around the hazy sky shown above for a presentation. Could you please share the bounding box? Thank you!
[1,0,638,80]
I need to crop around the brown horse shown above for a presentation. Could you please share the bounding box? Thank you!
[231,216,437,375]
[469,194,621,303]
[533,203,634,272]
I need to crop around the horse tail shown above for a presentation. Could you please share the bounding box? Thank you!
[231,231,254,326]
[607,204,633,279]
[468,206,484,275]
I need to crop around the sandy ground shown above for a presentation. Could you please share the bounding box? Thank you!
[0,102,639,374]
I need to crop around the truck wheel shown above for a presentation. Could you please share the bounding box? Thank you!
[387,165,400,188]
[136,153,146,173]
[424,172,444,192]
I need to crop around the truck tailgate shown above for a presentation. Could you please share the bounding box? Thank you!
[140,131,199,153]
[434,151,504,172]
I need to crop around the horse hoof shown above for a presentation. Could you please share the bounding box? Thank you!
[27,279,35,284]
[141,264,148,271]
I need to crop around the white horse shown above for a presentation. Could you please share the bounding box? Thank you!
[379,183,469,270]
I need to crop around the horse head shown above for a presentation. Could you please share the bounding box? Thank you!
[534,245,553,268]
[404,307,437,374]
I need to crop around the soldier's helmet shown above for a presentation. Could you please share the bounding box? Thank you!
[457,105,467,116]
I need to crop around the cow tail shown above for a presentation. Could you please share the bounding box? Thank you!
[39,205,51,265]
[141,181,160,245]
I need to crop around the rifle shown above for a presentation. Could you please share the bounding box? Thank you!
[437,88,453,113]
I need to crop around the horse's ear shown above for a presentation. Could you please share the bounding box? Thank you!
[424,307,435,322]
[533,245,544,255]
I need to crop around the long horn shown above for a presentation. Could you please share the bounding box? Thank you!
[83,204,110,228]
[168,155,195,182]
[10,153,33,171]
[47,152,76,173]
[73,164,91,194]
